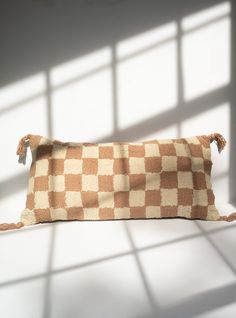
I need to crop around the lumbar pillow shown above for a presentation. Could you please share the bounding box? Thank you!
[0,132,235,231]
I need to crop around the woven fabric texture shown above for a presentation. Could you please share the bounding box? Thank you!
[19,133,221,226]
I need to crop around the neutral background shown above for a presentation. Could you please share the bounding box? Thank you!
[0,0,236,317]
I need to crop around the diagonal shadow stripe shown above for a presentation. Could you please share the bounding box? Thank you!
[0,171,28,200]
[97,85,230,142]
[132,282,236,318]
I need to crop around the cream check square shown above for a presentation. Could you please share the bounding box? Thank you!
[129,158,145,174]
[27,177,34,194]
[21,209,36,226]
[98,159,114,175]
[64,159,82,174]
[82,146,99,158]
[207,205,220,220]
[158,139,173,144]
[129,190,145,207]
[191,157,204,171]
[205,174,212,189]
[98,192,114,208]
[161,189,177,206]
[114,175,129,191]
[66,191,82,207]
[174,143,189,156]
[178,172,193,188]
[145,173,160,190]
[144,144,160,157]
[51,145,67,159]
[35,159,49,177]
[39,137,51,146]
[162,156,177,171]
[82,175,98,191]
[146,206,161,218]
[114,207,130,219]
[202,147,211,160]
[51,208,67,220]
[84,208,99,220]
[100,142,114,147]
[113,145,129,158]
[177,205,191,218]
[187,136,200,144]
[35,191,49,209]
[68,142,80,147]
[193,190,208,206]
[49,175,65,192]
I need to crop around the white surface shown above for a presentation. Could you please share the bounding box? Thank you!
[50,254,151,318]
[52,221,132,269]
[0,214,236,318]
[138,233,235,307]
[0,226,51,284]
[0,278,46,318]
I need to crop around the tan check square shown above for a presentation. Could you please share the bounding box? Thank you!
[99,146,114,159]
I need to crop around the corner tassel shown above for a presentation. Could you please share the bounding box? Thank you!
[0,222,24,231]
[209,133,227,153]
[219,212,236,222]
[16,134,31,164]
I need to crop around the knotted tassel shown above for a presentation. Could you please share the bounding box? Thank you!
[208,133,235,222]
[16,134,31,156]
[219,212,236,222]
[16,134,31,164]
[0,222,24,231]
[209,133,227,153]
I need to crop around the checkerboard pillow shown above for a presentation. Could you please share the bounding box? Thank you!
[0,132,235,231]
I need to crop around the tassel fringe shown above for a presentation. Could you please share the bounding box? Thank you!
[16,134,31,156]
[219,212,236,222]
[0,222,24,231]
[208,132,227,153]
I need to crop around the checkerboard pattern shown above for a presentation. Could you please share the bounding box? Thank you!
[20,134,221,225]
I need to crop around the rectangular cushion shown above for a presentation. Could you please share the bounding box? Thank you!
[17,132,226,226]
